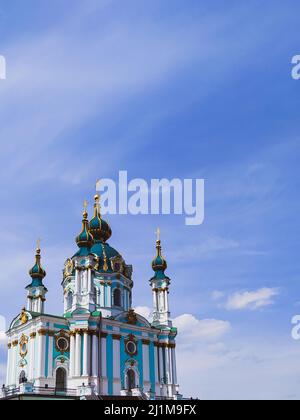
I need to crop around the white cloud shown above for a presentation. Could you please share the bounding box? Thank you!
[225,288,279,311]
[174,314,231,344]
[135,306,153,321]
[211,291,225,301]
[134,308,231,344]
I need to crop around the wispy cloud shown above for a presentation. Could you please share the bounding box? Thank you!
[225,288,279,311]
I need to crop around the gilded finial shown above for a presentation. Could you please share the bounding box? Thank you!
[83,200,88,218]
[94,193,101,216]
[95,179,102,214]
[36,238,41,253]
[156,228,161,243]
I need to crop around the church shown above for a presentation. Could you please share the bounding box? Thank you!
[1,194,181,400]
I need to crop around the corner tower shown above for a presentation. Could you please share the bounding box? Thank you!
[150,229,172,328]
[26,241,47,313]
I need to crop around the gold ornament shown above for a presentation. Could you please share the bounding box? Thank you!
[19,308,28,325]
[64,259,73,278]
[127,309,137,325]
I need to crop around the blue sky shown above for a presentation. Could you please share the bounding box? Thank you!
[0,0,300,399]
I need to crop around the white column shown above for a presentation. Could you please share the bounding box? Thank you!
[27,296,31,311]
[92,333,98,377]
[38,333,45,378]
[165,291,169,313]
[83,331,90,377]
[142,342,150,384]
[107,284,112,308]
[6,345,11,385]
[88,269,92,293]
[11,344,17,385]
[28,336,34,381]
[69,333,75,377]
[100,283,105,307]
[75,331,82,376]
[75,270,80,296]
[153,290,157,311]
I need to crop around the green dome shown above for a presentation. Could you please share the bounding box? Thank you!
[89,195,112,243]
[29,248,46,280]
[76,208,94,249]
[152,240,167,272]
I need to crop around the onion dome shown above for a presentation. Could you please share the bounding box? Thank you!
[76,201,94,249]
[89,194,112,243]
[152,228,167,276]
[29,243,46,281]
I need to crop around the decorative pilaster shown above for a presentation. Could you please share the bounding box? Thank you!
[37,330,46,378]
[75,330,82,377]
[6,343,11,386]
[82,330,90,377]
[91,332,98,377]
[69,332,75,377]
[28,333,36,381]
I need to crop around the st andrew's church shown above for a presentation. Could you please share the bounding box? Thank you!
[1,194,181,400]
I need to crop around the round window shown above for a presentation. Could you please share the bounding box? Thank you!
[126,341,137,356]
[56,337,69,353]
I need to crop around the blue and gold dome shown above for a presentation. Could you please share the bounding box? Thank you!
[76,201,94,250]
[89,195,112,243]
[27,243,47,288]
[29,245,46,280]
[151,229,168,280]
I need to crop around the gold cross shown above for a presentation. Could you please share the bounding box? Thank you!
[83,200,88,213]
[156,228,161,242]
[96,179,101,193]
[36,238,41,250]
[95,180,102,213]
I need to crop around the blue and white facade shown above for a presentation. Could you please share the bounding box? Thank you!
[3,195,181,399]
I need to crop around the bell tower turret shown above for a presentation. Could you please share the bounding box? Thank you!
[150,229,172,328]
[26,240,47,313]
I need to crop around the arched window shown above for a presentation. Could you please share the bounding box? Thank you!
[67,292,73,310]
[126,369,136,391]
[113,288,121,307]
[56,367,67,392]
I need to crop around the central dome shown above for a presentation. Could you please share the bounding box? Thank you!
[91,242,120,272]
